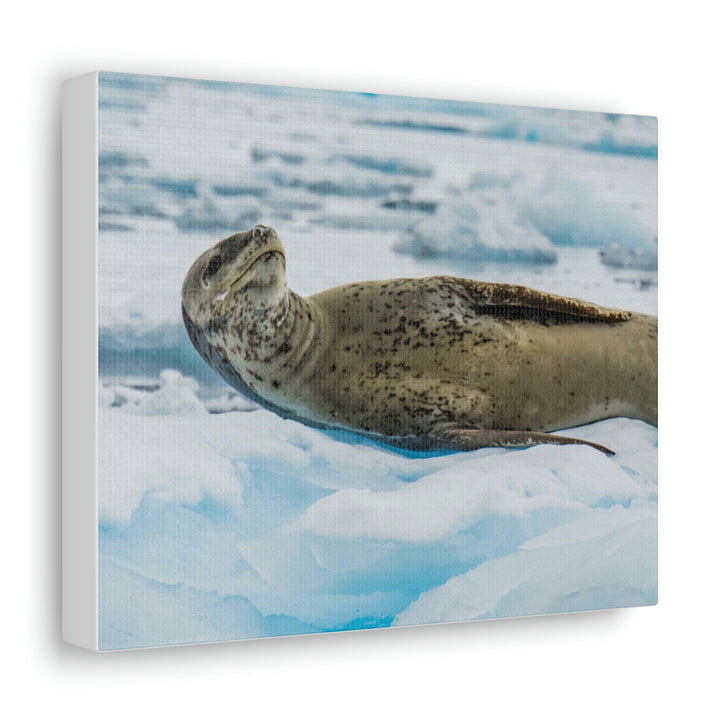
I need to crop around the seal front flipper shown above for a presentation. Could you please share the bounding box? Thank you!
[397,424,615,455]
[452,278,631,322]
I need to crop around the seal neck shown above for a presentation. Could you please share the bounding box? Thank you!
[229,288,322,368]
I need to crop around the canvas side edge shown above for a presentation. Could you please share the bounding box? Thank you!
[62,72,99,651]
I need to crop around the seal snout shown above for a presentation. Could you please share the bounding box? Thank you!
[203,226,282,278]
[251,224,271,238]
[202,225,286,297]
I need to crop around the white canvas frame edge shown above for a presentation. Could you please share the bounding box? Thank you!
[62,72,99,651]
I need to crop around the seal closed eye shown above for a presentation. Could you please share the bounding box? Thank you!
[182,225,658,455]
[201,254,224,286]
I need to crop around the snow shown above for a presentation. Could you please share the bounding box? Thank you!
[513,170,656,249]
[96,73,658,649]
[99,177,175,219]
[394,190,558,263]
[600,243,658,270]
[98,377,657,649]
[99,369,208,416]
[98,404,245,528]
[393,504,657,626]
[296,439,655,543]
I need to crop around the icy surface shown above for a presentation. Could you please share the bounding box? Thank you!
[512,170,656,249]
[96,73,658,649]
[395,190,558,263]
[99,388,657,649]
[600,243,658,270]
[393,504,657,626]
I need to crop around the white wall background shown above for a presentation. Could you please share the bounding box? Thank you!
[3,1,717,717]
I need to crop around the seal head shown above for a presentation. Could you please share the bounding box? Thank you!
[182,224,287,331]
[182,225,305,415]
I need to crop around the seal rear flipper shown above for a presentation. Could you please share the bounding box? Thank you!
[398,425,615,455]
[452,278,631,322]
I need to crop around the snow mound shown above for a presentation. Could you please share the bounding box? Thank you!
[514,171,655,249]
[99,558,320,650]
[392,504,657,626]
[296,442,655,543]
[394,190,558,263]
[98,372,657,648]
[474,105,657,158]
[204,390,258,414]
[99,409,246,528]
[99,369,207,416]
[600,243,658,270]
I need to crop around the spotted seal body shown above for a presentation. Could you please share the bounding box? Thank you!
[182,226,657,454]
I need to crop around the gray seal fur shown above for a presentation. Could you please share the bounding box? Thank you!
[182,225,657,454]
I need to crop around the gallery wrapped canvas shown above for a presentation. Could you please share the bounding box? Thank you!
[63,72,657,651]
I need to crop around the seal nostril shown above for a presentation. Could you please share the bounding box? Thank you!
[252,224,269,238]
[202,253,224,287]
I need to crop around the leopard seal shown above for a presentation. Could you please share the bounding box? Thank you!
[182,225,657,454]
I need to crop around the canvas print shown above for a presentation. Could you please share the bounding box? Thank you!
[97,72,657,650]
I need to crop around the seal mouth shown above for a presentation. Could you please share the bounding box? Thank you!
[211,287,230,305]
[212,250,285,304]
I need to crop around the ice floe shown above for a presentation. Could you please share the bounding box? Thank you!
[98,371,657,648]
[393,504,657,626]
[513,171,656,249]
[600,242,658,270]
[99,177,175,219]
[395,190,558,263]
